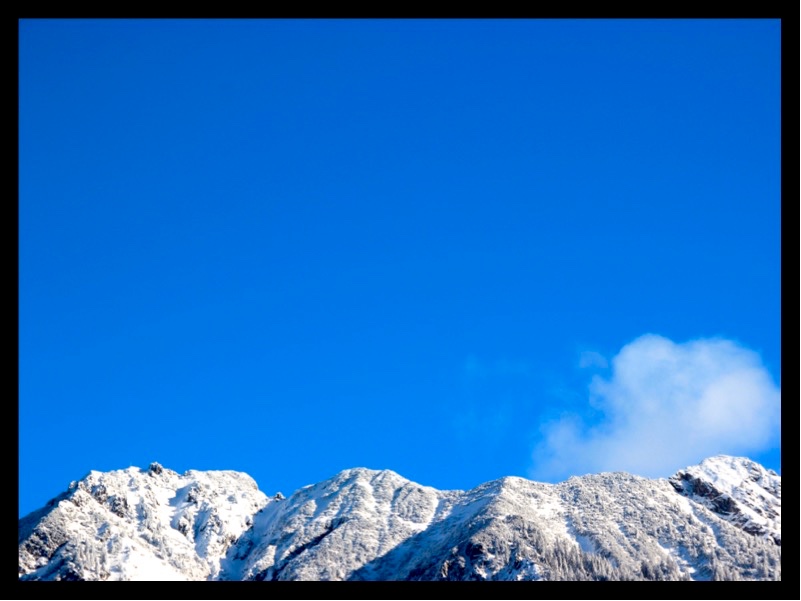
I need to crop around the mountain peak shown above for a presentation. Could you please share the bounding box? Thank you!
[669,455,780,546]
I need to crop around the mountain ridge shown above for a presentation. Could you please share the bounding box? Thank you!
[19,455,781,581]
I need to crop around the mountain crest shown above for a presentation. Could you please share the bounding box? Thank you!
[19,456,781,581]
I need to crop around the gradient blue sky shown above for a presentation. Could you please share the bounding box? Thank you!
[19,19,781,517]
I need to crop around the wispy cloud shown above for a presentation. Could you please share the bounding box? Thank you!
[578,350,608,369]
[531,334,781,481]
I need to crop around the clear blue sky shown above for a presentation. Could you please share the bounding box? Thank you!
[19,19,781,517]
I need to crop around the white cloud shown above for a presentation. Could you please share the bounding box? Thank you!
[531,334,781,481]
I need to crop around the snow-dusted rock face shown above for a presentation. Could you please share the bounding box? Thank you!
[669,455,781,546]
[19,456,780,581]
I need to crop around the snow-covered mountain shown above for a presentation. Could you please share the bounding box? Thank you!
[18,455,781,581]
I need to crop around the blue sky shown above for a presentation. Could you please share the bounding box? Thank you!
[19,19,781,517]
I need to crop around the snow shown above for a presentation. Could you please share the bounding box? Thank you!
[112,544,188,581]
[19,456,781,581]
[671,455,780,546]
[657,543,698,580]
